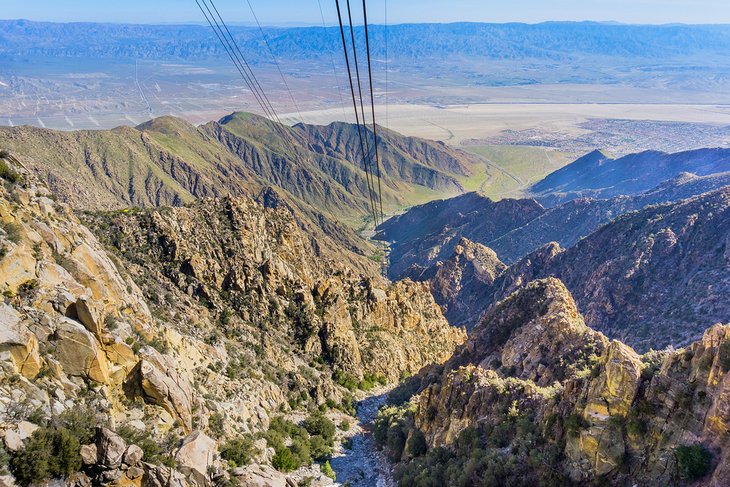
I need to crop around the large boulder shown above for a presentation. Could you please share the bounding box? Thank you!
[54,317,110,384]
[0,304,41,378]
[175,430,217,484]
[95,427,127,469]
[126,348,193,432]
[232,464,290,487]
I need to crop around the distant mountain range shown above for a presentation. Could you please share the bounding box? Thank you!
[380,146,730,351]
[2,20,730,62]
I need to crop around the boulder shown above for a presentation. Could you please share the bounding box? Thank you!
[3,430,21,452]
[95,428,127,469]
[16,421,38,440]
[0,243,36,292]
[129,349,193,432]
[142,463,190,487]
[80,443,98,465]
[123,444,144,466]
[0,304,42,379]
[64,297,104,339]
[54,317,110,384]
[175,430,216,480]
[232,465,289,487]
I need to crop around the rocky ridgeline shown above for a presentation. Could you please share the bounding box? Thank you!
[0,157,464,486]
[377,278,730,486]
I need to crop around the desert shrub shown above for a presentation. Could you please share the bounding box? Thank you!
[54,406,97,444]
[302,412,335,446]
[1,222,22,244]
[0,158,20,184]
[386,426,407,462]
[10,427,81,486]
[117,425,175,467]
[208,412,225,439]
[309,435,331,461]
[272,446,299,472]
[676,444,713,480]
[219,436,258,468]
[563,414,585,436]
[321,460,336,480]
[0,445,9,475]
[334,370,359,391]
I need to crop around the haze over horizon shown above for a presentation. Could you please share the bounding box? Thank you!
[3,0,730,26]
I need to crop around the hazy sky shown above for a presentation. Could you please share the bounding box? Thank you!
[2,0,730,25]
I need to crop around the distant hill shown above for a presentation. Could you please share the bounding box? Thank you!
[531,148,730,206]
[0,112,478,267]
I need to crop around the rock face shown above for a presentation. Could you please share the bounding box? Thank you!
[85,195,464,386]
[379,192,545,278]
[387,186,730,353]
[494,187,730,351]
[421,238,506,330]
[389,278,730,486]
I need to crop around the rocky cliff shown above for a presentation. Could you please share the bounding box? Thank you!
[0,155,464,486]
[380,278,730,486]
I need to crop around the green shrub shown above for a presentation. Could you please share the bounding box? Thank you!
[10,427,81,486]
[219,436,258,468]
[0,445,9,475]
[302,412,336,446]
[339,419,351,431]
[309,435,331,461]
[334,370,359,391]
[272,447,299,472]
[386,426,407,462]
[563,414,584,436]
[208,412,224,439]
[0,159,20,184]
[321,460,336,480]
[1,222,22,244]
[676,444,713,480]
[117,425,175,467]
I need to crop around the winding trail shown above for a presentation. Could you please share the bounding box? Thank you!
[330,391,395,487]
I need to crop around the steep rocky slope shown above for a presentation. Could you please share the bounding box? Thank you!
[417,238,506,330]
[387,186,729,352]
[378,279,730,486]
[0,156,464,486]
[532,148,730,206]
[494,187,730,352]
